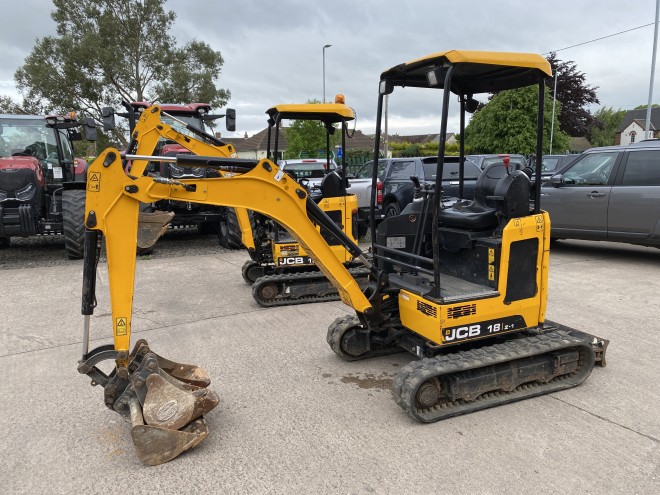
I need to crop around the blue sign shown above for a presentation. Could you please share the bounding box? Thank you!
[336,147,343,159]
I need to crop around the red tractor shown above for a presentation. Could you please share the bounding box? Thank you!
[0,113,97,258]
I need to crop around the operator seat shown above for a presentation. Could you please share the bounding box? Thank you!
[438,162,531,230]
[319,170,344,199]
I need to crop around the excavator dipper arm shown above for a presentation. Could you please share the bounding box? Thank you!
[84,149,373,360]
[121,106,254,248]
[79,108,374,465]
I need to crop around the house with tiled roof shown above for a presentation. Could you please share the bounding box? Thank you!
[224,128,377,159]
[615,108,660,145]
[223,128,458,160]
[388,133,456,146]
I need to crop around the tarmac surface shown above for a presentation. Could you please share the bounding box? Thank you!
[1,233,659,495]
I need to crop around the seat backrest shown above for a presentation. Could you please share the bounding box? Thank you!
[320,170,344,198]
[474,162,509,208]
[493,170,531,220]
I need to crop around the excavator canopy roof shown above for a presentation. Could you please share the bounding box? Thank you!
[266,103,355,123]
[380,50,552,95]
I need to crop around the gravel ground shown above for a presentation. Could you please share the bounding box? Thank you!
[0,228,232,270]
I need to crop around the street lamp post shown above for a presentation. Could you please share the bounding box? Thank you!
[323,44,332,103]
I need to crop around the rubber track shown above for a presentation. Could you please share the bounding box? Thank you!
[391,330,595,423]
[326,315,403,361]
[62,189,86,260]
[252,267,370,307]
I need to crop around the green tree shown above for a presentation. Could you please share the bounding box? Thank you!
[588,107,627,147]
[14,0,230,144]
[284,100,340,159]
[546,53,599,136]
[465,85,569,155]
[0,94,43,114]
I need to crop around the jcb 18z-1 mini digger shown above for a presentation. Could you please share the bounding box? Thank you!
[240,96,370,306]
[78,49,608,465]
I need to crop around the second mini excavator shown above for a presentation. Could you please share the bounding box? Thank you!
[239,97,370,306]
[78,49,608,465]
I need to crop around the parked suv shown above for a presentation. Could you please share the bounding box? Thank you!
[354,156,482,220]
[540,141,660,247]
[467,153,528,170]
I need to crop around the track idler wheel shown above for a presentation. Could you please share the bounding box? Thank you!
[105,340,219,465]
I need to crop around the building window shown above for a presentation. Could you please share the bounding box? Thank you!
[630,130,636,143]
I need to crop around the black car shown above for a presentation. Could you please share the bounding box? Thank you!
[355,156,482,219]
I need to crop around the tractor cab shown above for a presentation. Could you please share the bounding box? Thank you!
[0,113,96,255]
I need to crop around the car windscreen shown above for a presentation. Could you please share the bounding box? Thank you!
[281,161,334,178]
[0,118,59,160]
[422,158,481,180]
[541,156,561,172]
[355,160,387,180]
[481,156,527,170]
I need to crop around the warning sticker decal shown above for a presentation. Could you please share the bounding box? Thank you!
[116,317,128,336]
[88,172,100,192]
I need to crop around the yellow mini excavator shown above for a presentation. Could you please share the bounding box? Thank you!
[78,50,608,465]
[240,97,370,306]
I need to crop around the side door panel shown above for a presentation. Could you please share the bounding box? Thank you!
[541,151,620,239]
[608,149,660,243]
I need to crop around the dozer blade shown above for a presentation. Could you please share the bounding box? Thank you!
[137,209,175,249]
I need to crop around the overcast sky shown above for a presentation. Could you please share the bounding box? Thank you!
[0,0,658,138]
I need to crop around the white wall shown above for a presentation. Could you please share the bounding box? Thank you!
[620,121,645,145]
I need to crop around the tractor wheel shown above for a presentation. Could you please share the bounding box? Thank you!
[62,189,86,260]
[218,207,243,249]
[0,236,9,248]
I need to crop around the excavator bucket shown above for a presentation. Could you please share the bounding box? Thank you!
[137,209,175,249]
[129,339,212,387]
[83,340,219,465]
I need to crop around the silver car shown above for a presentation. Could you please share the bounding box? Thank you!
[540,141,660,247]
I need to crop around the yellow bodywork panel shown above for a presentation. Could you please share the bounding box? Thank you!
[272,194,358,267]
[127,105,252,242]
[85,149,372,353]
[398,212,550,347]
[403,50,552,77]
[266,103,355,123]
[380,50,552,95]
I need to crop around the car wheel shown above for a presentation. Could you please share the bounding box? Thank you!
[384,202,400,218]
